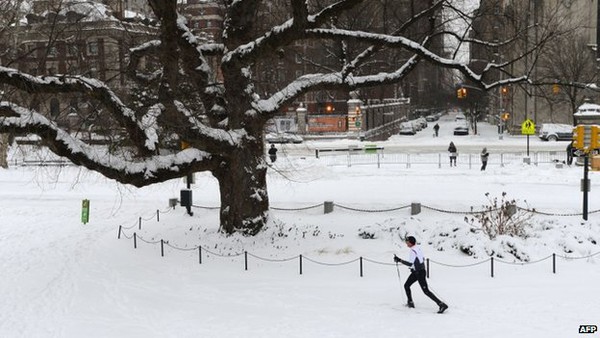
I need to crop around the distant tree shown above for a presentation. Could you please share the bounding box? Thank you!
[0,0,552,235]
[536,32,599,124]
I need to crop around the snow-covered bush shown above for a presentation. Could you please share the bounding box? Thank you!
[465,192,533,239]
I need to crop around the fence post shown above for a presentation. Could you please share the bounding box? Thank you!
[501,153,504,167]
[118,225,122,239]
[359,257,363,277]
[438,153,441,169]
[138,217,142,230]
[406,153,410,168]
[324,201,334,214]
[490,257,494,278]
[315,149,319,158]
[426,258,430,278]
[134,233,137,249]
[244,251,248,271]
[157,209,160,222]
[199,246,202,264]
[161,239,164,257]
[377,153,381,169]
[299,254,303,275]
[552,253,556,274]
[469,153,472,169]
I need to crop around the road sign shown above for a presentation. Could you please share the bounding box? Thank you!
[521,119,536,135]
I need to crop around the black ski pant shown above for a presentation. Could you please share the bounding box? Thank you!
[404,269,442,305]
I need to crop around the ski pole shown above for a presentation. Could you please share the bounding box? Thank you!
[395,262,405,304]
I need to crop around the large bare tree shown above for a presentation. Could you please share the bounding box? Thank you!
[0,0,544,235]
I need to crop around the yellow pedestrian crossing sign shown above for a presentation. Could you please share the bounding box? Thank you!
[521,119,536,135]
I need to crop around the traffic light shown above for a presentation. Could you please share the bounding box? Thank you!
[573,125,586,150]
[501,112,510,121]
[457,88,467,99]
[552,84,560,94]
[501,86,508,96]
[591,125,600,150]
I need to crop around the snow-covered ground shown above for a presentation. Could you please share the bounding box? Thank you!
[1,113,598,338]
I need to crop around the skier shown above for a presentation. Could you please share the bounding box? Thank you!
[268,144,278,163]
[394,236,448,313]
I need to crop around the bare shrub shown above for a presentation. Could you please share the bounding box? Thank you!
[465,192,534,239]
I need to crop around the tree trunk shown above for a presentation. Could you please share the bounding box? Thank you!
[0,134,8,169]
[214,141,269,235]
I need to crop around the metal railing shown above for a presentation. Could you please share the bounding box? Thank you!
[315,150,569,168]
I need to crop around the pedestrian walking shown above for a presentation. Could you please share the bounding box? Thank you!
[433,123,440,137]
[448,141,457,166]
[268,144,278,163]
[394,236,448,313]
[480,147,489,171]
[566,142,574,165]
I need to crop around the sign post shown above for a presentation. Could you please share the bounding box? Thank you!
[521,119,536,157]
[81,199,90,224]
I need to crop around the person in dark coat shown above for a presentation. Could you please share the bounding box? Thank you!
[480,147,489,171]
[394,236,448,313]
[433,123,440,137]
[268,144,278,163]
[448,142,457,166]
[566,142,574,165]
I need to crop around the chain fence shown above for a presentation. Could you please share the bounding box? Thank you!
[185,202,599,217]
[116,208,600,279]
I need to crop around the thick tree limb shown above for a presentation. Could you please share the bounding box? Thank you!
[0,66,156,156]
[0,102,219,186]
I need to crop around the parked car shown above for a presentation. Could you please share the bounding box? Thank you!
[453,121,469,135]
[425,115,438,122]
[265,132,303,144]
[538,123,573,141]
[455,114,466,122]
[398,122,417,135]
[414,117,428,129]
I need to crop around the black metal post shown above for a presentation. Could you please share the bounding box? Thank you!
[359,257,363,277]
[199,246,202,264]
[244,251,248,271]
[584,155,589,221]
[117,225,122,239]
[156,210,159,222]
[133,233,137,249]
[299,254,303,275]
[426,258,430,278]
[552,253,556,274]
[161,239,164,257]
[491,257,494,278]
[138,217,142,230]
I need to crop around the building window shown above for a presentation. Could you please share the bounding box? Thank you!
[88,41,98,56]
[50,98,60,117]
[48,46,58,57]
[67,44,79,57]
